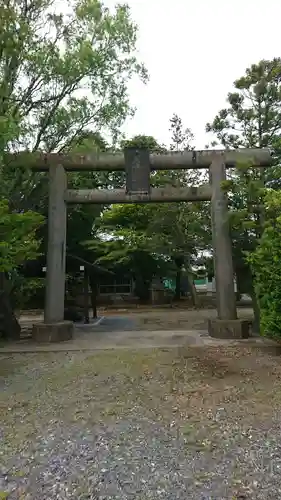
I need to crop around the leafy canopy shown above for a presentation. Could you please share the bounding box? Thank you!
[0,0,147,153]
[0,200,44,272]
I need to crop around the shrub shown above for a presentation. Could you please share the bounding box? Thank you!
[247,190,281,339]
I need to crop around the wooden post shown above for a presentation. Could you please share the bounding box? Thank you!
[44,164,67,323]
[89,274,98,319]
[83,268,89,324]
[209,157,237,320]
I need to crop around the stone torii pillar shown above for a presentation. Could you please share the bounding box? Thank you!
[32,164,73,342]
[208,154,249,339]
[44,164,67,324]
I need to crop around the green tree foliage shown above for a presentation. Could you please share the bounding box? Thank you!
[121,134,167,153]
[87,127,211,304]
[0,0,146,274]
[0,0,147,153]
[65,130,112,261]
[0,0,146,325]
[86,234,170,301]
[169,113,194,151]
[152,117,209,303]
[0,199,44,338]
[206,58,281,150]
[0,0,147,208]
[247,190,281,339]
[0,200,44,272]
[84,135,171,300]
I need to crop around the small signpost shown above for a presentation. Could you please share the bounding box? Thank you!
[80,265,89,324]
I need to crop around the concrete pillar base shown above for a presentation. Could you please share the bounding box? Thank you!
[208,318,250,339]
[32,321,74,343]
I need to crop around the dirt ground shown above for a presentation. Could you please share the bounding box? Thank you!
[20,306,254,332]
[12,307,258,352]
[111,307,254,331]
[1,345,281,498]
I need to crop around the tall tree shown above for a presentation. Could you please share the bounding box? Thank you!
[206,58,281,150]
[206,58,281,329]
[0,0,146,330]
[0,0,147,209]
[1,0,147,153]
[168,114,209,302]
[169,113,194,151]
[0,200,43,338]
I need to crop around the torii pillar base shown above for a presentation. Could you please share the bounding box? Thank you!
[32,321,74,343]
[208,318,250,339]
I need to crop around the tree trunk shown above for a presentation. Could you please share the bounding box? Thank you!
[0,272,21,340]
[175,267,181,300]
[235,271,244,302]
[83,268,89,324]
[236,264,260,334]
[183,259,199,308]
[134,275,150,302]
[88,274,97,319]
[250,290,260,335]
[88,273,98,319]
[186,272,199,307]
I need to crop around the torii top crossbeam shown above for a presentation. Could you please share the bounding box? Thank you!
[4,147,273,171]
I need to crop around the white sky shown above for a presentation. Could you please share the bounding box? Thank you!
[106,0,281,148]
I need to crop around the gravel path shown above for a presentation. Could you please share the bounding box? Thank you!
[1,347,281,499]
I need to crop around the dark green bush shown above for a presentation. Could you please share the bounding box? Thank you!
[247,191,281,339]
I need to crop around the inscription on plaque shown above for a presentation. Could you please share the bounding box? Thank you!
[124,148,150,195]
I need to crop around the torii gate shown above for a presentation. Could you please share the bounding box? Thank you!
[9,147,272,342]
